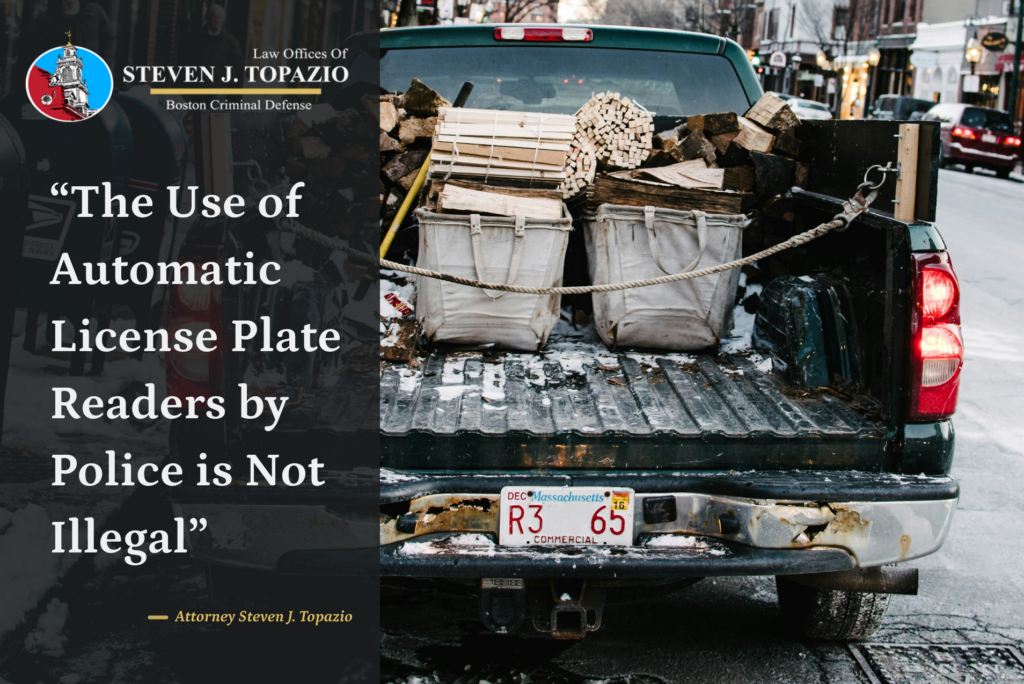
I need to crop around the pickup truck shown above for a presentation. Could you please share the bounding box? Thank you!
[168,25,962,642]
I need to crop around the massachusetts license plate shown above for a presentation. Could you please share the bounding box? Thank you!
[499,486,635,546]
[983,133,998,143]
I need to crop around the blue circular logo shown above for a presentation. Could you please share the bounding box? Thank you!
[26,35,113,122]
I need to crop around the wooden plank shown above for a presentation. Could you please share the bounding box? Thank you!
[894,123,919,221]
[431,152,565,172]
[587,175,747,214]
[431,140,566,165]
[429,164,566,180]
[435,123,575,139]
[435,134,570,151]
[438,107,577,126]
[437,183,564,220]
[435,179,564,201]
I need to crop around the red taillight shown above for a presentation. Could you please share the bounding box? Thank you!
[909,253,962,422]
[161,245,223,400]
[921,268,957,321]
[493,27,593,42]
[951,127,976,139]
[1003,136,1022,147]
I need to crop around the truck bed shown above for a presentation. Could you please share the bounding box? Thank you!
[376,347,887,471]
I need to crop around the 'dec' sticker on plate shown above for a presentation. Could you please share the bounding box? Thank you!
[611,492,630,511]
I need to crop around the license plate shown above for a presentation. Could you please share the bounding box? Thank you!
[983,134,998,143]
[499,486,635,546]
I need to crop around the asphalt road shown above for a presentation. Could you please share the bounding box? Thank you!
[1,168,1023,684]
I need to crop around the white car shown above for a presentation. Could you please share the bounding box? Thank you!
[787,98,834,120]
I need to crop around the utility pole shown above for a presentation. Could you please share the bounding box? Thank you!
[1010,0,1024,130]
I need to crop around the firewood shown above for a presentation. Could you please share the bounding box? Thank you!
[379,100,399,132]
[435,179,564,201]
[687,112,739,137]
[398,168,421,192]
[794,162,811,189]
[745,93,801,134]
[644,150,678,168]
[717,142,752,168]
[749,151,795,198]
[285,159,307,182]
[308,157,346,183]
[382,149,428,183]
[399,78,451,118]
[399,116,436,145]
[723,165,756,193]
[300,136,331,159]
[287,104,337,138]
[710,131,739,155]
[437,183,563,220]
[733,117,774,153]
[587,175,748,214]
[675,130,717,164]
[638,160,724,190]
[772,130,804,158]
[380,132,404,153]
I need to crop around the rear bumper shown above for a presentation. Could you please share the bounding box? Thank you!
[947,141,1019,167]
[173,470,958,578]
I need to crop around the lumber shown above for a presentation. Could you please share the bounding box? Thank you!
[437,183,563,220]
[430,152,565,172]
[434,135,570,152]
[431,141,566,166]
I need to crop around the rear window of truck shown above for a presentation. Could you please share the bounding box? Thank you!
[380,46,751,121]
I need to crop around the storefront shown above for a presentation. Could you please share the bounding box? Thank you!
[910,21,969,105]
[835,54,871,118]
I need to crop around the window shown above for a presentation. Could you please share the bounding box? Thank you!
[766,8,779,40]
[832,6,848,40]
[921,69,930,84]
[962,107,1014,132]
[895,0,906,22]
[380,47,752,118]
[947,67,958,84]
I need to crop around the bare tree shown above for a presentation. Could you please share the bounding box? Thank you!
[595,0,747,37]
[495,0,561,23]
[797,0,841,51]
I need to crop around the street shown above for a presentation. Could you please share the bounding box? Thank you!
[2,167,1023,684]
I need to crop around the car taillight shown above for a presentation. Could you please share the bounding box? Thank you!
[909,253,962,421]
[1003,136,1022,147]
[951,127,976,139]
[493,27,593,42]
[161,244,223,399]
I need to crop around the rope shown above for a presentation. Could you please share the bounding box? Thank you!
[279,186,876,296]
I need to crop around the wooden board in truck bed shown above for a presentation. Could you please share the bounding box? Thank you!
[374,349,888,471]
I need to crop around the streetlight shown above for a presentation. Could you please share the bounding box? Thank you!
[868,48,881,66]
[965,37,982,74]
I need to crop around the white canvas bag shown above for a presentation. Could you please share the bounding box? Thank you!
[585,204,746,350]
[415,207,572,351]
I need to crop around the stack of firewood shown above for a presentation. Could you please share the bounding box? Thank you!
[280,99,377,272]
[378,78,450,219]
[585,93,807,214]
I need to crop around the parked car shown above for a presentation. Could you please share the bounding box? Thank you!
[170,26,962,644]
[788,98,833,120]
[870,95,936,121]
[922,103,1021,179]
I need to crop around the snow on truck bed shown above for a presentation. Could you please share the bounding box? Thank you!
[378,276,884,442]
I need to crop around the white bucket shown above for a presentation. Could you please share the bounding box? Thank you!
[585,204,747,350]
[414,206,572,351]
